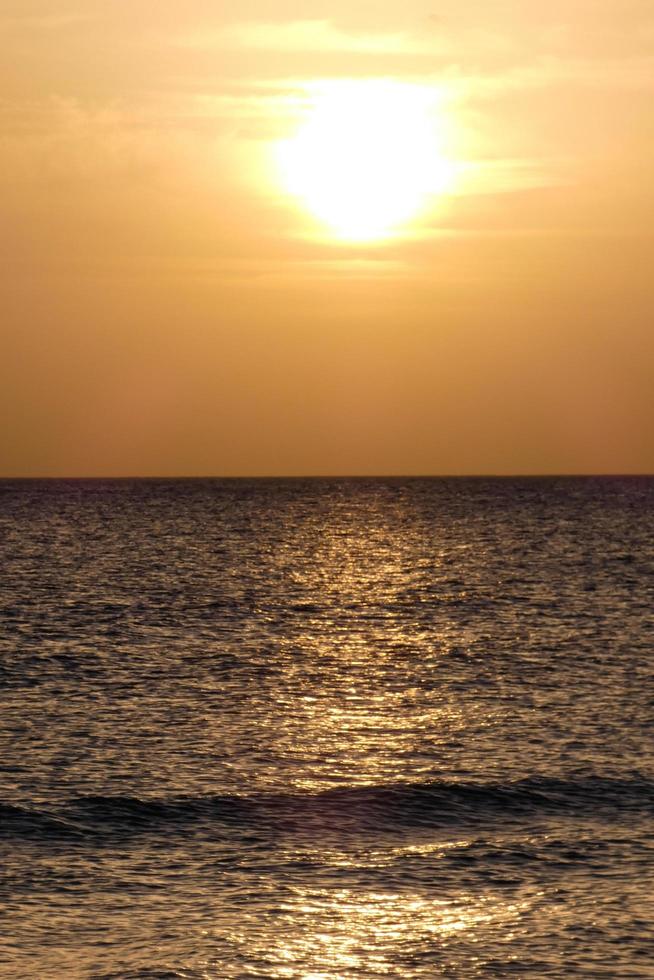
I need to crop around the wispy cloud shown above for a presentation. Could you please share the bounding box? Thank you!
[0,11,95,32]
[451,54,654,98]
[178,19,439,56]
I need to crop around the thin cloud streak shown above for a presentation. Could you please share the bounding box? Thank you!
[179,19,435,56]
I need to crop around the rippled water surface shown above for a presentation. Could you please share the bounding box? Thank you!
[1,477,653,978]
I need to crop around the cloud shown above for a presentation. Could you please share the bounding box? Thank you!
[0,11,94,32]
[179,19,438,56]
[451,53,654,98]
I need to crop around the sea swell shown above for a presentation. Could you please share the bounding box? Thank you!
[3,776,652,842]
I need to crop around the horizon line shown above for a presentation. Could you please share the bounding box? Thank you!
[1,473,652,481]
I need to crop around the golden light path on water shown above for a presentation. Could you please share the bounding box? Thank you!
[203,879,538,978]
[194,504,534,976]
[223,511,502,796]
[274,80,459,242]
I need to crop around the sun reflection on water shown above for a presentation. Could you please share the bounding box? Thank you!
[221,886,534,979]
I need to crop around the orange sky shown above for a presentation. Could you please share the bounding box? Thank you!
[2,1,653,475]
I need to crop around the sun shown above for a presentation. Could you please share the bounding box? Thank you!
[275,80,457,243]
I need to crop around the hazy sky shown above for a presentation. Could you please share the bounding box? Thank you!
[2,0,653,475]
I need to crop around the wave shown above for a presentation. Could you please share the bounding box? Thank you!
[3,776,652,841]
[0,801,92,838]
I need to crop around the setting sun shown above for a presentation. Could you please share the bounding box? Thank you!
[275,80,457,242]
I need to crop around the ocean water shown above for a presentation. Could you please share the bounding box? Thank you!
[1,477,653,979]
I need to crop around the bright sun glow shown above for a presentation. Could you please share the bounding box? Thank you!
[276,80,457,242]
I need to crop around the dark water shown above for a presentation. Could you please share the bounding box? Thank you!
[1,477,653,979]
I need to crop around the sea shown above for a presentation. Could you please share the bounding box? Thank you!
[1,477,653,979]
